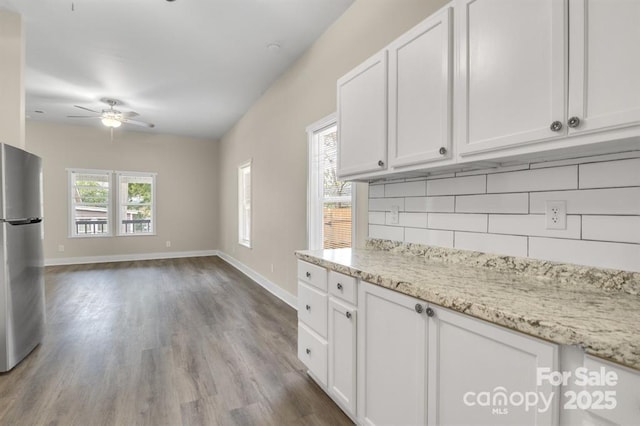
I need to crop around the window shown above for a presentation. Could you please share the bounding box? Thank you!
[68,170,112,237]
[117,172,156,235]
[238,160,252,248]
[307,114,354,250]
[68,169,156,238]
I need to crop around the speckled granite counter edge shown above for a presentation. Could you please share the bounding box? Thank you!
[294,250,640,371]
[366,239,640,296]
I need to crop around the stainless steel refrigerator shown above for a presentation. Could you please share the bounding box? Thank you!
[0,144,45,372]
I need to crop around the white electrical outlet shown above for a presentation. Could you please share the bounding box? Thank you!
[389,205,400,225]
[545,200,567,230]
[166,240,171,248]
[58,244,64,252]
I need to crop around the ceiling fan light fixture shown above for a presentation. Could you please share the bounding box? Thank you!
[101,117,122,128]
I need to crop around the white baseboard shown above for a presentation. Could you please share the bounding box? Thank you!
[216,251,297,310]
[45,250,219,266]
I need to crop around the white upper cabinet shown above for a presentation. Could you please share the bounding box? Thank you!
[388,6,453,168]
[455,0,567,156]
[568,0,640,135]
[337,51,388,178]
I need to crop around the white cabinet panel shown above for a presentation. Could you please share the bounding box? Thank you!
[337,51,388,178]
[388,6,453,168]
[358,282,427,426]
[298,322,328,387]
[297,281,328,338]
[568,0,640,134]
[328,298,357,417]
[456,0,567,155]
[427,306,558,426]
[297,260,328,291]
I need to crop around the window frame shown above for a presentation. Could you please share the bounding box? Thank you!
[238,159,252,248]
[67,168,113,238]
[115,171,157,237]
[306,113,357,250]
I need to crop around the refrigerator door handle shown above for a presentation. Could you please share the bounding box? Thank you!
[5,218,43,226]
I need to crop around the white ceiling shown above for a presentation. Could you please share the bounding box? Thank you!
[0,0,354,139]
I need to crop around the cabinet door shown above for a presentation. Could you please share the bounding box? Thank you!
[389,6,453,168]
[456,0,567,156]
[568,0,640,134]
[337,51,388,177]
[328,298,357,417]
[358,282,427,426]
[427,306,558,426]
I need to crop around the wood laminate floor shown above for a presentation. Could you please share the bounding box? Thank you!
[0,257,352,426]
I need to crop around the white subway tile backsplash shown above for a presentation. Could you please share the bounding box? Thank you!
[405,228,454,248]
[427,175,486,196]
[530,188,640,215]
[367,154,640,273]
[426,172,456,180]
[582,216,640,244]
[369,197,405,212]
[428,213,488,232]
[405,196,455,213]
[579,158,640,189]
[369,212,386,225]
[369,184,385,198]
[489,214,581,239]
[386,212,428,228]
[487,166,577,193]
[456,193,529,214]
[384,180,427,197]
[369,224,404,241]
[455,232,528,257]
[529,237,640,272]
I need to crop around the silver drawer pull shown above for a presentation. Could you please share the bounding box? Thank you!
[306,271,311,278]
[346,311,352,319]
[337,283,343,290]
[306,348,311,355]
[305,304,311,311]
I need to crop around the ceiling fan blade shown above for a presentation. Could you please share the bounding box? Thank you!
[123,119,155,128]
[120,111,139,118]
[74,105,100,113]
[67,115,101,119]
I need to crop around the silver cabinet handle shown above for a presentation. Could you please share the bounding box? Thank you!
[550,121,563,132]
[439,147,447,155]
[426,307,435,317]
[346,311,352,319]
[306,271,311,278]
[568,116,581,128]
[337,283,343,290]
[378,160,384,167]
[306,348,311,355]
[305,304,311,311]
[415,304,423,314]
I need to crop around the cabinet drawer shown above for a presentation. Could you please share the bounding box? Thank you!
[298,281,328,338]
[328,271,357,305]
[298,322,328,387]
[297,260,328,291]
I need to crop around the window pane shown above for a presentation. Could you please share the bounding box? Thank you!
[320,125,351,249]
[118,174,155,235]
[70,171,111,237]
[238,162,251,247]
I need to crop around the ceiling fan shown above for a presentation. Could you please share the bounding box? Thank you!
[67,98,155,129]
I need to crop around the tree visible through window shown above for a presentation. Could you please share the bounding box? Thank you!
[69,170,111,237]
[118,173,155,235]
[307,115,353,250]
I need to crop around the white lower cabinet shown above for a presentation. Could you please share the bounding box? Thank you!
[358,282,428,426]
[328,297,357,417]
[427,305,559,426]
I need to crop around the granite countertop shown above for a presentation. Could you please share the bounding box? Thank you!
[295,244,640,371]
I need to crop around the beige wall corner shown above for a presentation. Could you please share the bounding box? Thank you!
[25,121,219,261]
[217,0,449,298]
[0,9,25,149]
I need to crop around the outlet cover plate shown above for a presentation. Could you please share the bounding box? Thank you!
[545,200,567,230]
[389,205,400,225]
